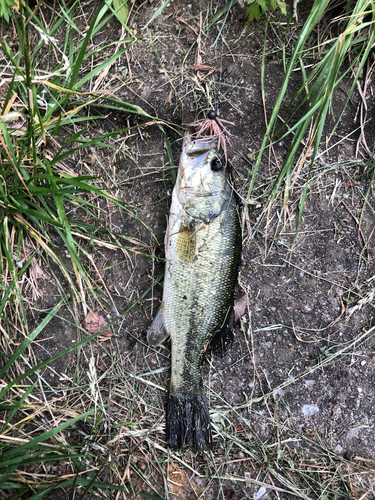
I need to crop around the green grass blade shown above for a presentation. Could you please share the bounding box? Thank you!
[360,164,375,225]
[161,128,176,183]
[144,0,171,29]
[75,45,132,89]
[0,379,38,434]
[1,410,95,459]
[0,296,67,379]
[67,9,101,90]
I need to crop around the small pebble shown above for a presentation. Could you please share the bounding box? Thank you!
[194,477,208,487]
[244,471,251,487]
[302,404,319,416]
[254,486,267,500]
[334,444,343,454]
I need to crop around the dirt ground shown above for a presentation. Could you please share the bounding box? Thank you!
[13,0,375,498]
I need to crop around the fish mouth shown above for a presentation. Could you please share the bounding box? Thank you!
[181,187,221,198]
[184,134,219,156]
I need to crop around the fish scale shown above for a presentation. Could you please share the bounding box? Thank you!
[164,213,239,394]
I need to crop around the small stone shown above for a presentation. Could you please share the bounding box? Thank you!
[332,406,342,416]
[348,428,358,437]
[244,471,251,487]
[254,486,267,500]
[302,404,319,416]
[194,477,208,487]
[305,380,315,388]
[334,444,343,454]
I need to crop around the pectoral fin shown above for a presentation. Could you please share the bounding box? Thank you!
[147,307,169,346]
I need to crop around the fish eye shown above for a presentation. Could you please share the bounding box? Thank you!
[210,157,222,171]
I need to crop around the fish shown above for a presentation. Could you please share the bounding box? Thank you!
[147,132,241,450]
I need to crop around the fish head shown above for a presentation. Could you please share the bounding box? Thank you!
[177,134,231,222]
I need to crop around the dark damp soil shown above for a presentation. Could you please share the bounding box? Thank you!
[6,0,375,498]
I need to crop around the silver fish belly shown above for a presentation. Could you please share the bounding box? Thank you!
[148,133,241,450]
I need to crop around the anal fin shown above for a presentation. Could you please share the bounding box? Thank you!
[147,307,169,346]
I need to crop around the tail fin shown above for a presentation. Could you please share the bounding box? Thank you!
[166,393,212,450]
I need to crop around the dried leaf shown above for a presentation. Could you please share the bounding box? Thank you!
[30,257,49,281]
[88,153,96,165]
[98,329,114,342]
[302,427,316,437]
[99,329,113,338]
[83,309,112,338]
[234,294,247,323]
[83,310,100,333]
[26,258,50,302]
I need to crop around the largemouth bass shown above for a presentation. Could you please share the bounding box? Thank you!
[148,132,241,450]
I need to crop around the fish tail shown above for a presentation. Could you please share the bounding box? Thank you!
[166,392,212,450]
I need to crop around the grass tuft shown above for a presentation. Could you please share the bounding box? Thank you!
[243,0,375,237]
